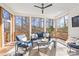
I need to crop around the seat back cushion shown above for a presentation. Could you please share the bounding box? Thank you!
[16,34,27,41]
[31,33,38,39]
[43,32,49,38]
[37,32,44,38]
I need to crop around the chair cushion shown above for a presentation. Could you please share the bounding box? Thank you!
[68,43,79,49]
[17,41,32,47]
[22,37,27,41]
[31,33,38,39]
[43,32,49,38]
[16,34,27,41]
[76,40,79,45]
[36,32,44,38]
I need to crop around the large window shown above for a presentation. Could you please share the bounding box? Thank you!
[15,16,22,32]
[15,16,30,39]
[56,16,68,32]
[3,9,11,44]
[21,17,30,39]
[56,16,68,41]
[31,17,44,33]
[56,17,65,28]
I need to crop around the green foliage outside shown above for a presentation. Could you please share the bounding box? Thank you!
[47,26,54,34]
[61,26,68,33]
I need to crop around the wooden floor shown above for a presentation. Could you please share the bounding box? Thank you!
[0,42,14,56]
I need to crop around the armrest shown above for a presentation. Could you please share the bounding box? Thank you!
[15,40,32,45]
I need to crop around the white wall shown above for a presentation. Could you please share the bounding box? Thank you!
[68,7,79,42]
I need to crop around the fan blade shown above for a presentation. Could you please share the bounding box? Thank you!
[34,5,42,9]
[44,4,52,8]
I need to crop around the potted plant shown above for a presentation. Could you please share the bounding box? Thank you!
[47,26,54,37]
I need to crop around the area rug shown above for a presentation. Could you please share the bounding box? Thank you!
[4,42,55,56]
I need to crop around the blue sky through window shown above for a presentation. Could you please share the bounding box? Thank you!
[31,17,44,28]
[3,9,10,20]
[60,17,64,27]
[15,16,22,26]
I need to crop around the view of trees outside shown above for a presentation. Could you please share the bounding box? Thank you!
[46,19,54,37]
[15,15,68,41]
[15,16,30,39]
[21,17,30,39]
[55,16,68,41]
[31,17,44,33]
[15,16,22,32]
[3,9,11,44]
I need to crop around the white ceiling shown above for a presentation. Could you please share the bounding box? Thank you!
[2,3,79,18]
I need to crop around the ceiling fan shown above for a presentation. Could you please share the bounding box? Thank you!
[34,3,52,14]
